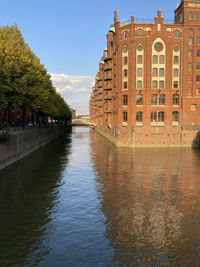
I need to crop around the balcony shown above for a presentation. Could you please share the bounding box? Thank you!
[104,87,112,91]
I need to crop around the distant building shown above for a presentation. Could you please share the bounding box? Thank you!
[90,0,200,147]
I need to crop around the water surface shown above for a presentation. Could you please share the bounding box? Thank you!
[0,127,200,266]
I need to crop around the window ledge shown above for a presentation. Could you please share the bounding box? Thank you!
[136,122,143,126]
[122,122,127,127]
[122,106,127,111]
[172,122,179,126]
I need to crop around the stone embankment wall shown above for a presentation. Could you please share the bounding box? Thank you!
[0,126,69,170]
[94,124,200,148]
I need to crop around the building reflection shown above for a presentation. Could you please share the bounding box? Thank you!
[0,135,72,267]
[90,129,200,266]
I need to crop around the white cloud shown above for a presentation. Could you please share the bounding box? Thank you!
[50,73,94,114]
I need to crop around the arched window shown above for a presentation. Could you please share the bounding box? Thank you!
[173,94,179,105]
[151,112,157,122]
[137,68,142,77]
[159,68,164,77]
[172,111,179,122]
[136,94,143,105]
[124,31,128,39]
[158,111,164,122]
[153,55,158,64]
[188,12,192,20]
[153,80,158,88]
[124,81,128,89]
[124,56,128,64]
[123,46,128,52]
[151,94,158,105]
[153,68,158,77]
[159,81,164,89]
[194,12,198,20]
[138,29,142,37]
[159,94,165,105]
[136,111,143,122]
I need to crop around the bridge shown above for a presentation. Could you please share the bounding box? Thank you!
[71,119,94,127]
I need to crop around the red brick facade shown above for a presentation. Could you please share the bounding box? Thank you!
[90,0,200,147]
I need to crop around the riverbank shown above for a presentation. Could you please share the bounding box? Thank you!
[0,125,70,170]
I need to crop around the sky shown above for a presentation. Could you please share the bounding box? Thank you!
[0,0,181,114]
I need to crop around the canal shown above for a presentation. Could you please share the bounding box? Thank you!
[1,127,200,266]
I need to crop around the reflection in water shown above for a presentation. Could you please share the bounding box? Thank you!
[90,130,200,266]
[1,128,200,266]
[0,135,72,267]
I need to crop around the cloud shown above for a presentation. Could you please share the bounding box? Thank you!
[50,73,94,114]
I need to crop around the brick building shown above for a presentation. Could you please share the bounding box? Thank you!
[90,0,200,147]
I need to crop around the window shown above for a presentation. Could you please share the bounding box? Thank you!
[151,94,158,105]
[196,75,200,82]
[173,94,179,105]
[137,68,142,77]
[151,112,157,122]
[188,29,193,34]
[191,104,197,111]
[153,80,158,88]
[159,81,164,89]
[123,46,128,52]
[138,29,142,37]
[188,63,192,70]
[153,68,158,77]
[173,69,178,76]
[124,81,128,89]
[124,32,128,39]
[175,30,179,38]
[159,94,165,105]
[189,37,193,45]
[137,45,143,51]
[124,69,128,76]
[137,81,142,88]
[198,29,200,35]
[198,38,200,45]
[153,55,158,64]
[197,63,200,70]
[172,111,179,122]
[188,12,192,20]
[158,111,164,122]
[159,68,164,77]
[197,51,200,57]
[188,50,192,57]
[174,56,179,64]
[124,56,128,64]
[160,55,164,64]
[136,111,143,122]
[194,12,198,20]
[174,46,179,52]
[155,43,163,52]
[137,55,142,63]
[173,81,178,88]
[136,94,143,105]
[123,95,128,106]
[123,112,128,122]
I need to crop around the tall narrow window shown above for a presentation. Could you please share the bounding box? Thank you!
[172,111,179,122]
[197,50,200,57]
[159,94,165,105]
[137,55,142,63]
[153,68,158,77]
[151,94,158,105]
[136,94,143,105]
[197,63,200,70]
[153,81,158,88]
[159,68,164,77]
[137,68,142,77]
[196,75,200,82]
[124,56,128,64]
[198,37,200,45]
[188,63,192,70]
[137,81,142,88]
[158,111,164,122]
[173,94,179,105]
[124,69,128,76]
[174,56,179,64]
[189,37,193,45]
[123,112,128,122]
[173,81,178,88]
[188,12,192,20]
[151,112,157,122]
[188,50,192,57]
[138,29,142,37]
[136,112,143,122]
[124,81,128,89]
[159,55,165,64]
[175,30,179,38]
[123,95,128,106]
[159,81,164,89]
[153,55,158,64]
[194,12,198,20]
[173,69,178,76]
[124,32,128,39]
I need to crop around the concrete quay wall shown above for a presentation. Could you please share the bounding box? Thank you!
[94,124,200,148]
[0,126,69,170]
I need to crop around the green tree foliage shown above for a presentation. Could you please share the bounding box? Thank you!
[0,24,72,125]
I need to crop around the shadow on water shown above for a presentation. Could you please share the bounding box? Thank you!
[90,130,200,266]
[0,133,72,267]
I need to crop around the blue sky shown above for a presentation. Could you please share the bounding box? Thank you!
[1,0,181,114]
